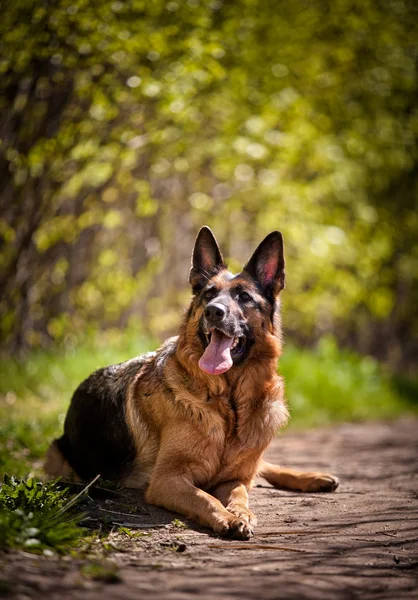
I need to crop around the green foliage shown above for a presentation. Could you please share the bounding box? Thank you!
[0,475,68,512]
[0,0,416,370]
[0,476,86,553]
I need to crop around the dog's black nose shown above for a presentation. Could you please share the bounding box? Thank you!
[205,303,226,320]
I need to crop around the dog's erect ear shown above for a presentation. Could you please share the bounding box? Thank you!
[189,226,226,291]
[243,231,285,296]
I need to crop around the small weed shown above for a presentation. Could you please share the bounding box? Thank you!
[118,526,150,538]
[118,526,136,538]
[171,518,188,529]
[96,478,121,491]
[81,562,121,583]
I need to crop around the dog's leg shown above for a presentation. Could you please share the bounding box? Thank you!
[211,480,257,529]
[146,474,253,539]
[259,461,339,493]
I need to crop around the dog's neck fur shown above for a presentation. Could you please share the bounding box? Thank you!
[170,322,288,442]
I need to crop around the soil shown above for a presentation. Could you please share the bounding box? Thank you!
[1,418,417,600]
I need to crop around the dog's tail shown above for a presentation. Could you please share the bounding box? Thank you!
[44,437,79,481]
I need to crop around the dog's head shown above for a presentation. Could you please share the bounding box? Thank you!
[188,226,285,375]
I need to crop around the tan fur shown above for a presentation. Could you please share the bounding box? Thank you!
[259,462,339,493]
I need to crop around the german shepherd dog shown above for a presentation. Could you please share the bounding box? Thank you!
[45,227,338,539]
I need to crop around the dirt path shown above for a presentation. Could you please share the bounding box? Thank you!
[1,419,417,599]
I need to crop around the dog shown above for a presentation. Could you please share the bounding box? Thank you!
[45,227,339,539]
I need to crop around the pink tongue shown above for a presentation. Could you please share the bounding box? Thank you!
[199,330,234,375]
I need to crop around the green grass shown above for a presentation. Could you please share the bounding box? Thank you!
[0,334,416,481]
[280,337,417,427]
[0,475,87,553]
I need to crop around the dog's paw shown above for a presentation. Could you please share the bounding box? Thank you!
[223,518,254,540]
[302,473,339,493]
[227,506,257,527]
[214,514,254,540]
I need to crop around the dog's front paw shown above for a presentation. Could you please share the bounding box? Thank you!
[227,505,257,528]
[302,473,339,493]
[213,514,254,540]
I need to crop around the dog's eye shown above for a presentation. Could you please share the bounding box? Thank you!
[204,289,217,300]
[240,292,252,302]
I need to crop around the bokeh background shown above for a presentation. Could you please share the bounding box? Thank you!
[0,0,417,477]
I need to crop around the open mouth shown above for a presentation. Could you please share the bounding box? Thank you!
[205,331,246,358]
[199,328,246,375]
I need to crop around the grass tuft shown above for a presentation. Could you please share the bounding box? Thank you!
[0,476,87,553]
